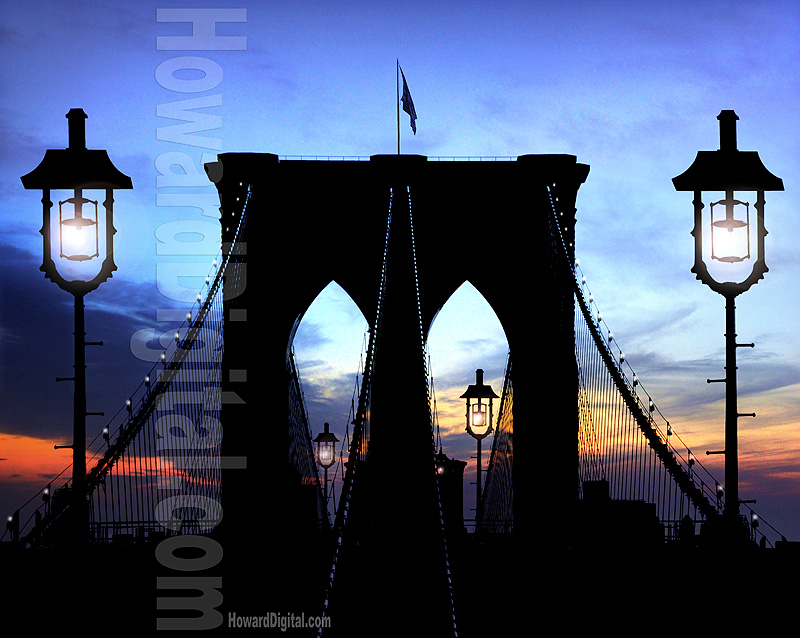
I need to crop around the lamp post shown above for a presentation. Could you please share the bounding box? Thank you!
[460,369,498,529]
[21,109,132,543]
[314,422,339,514]
[673,110,783,539]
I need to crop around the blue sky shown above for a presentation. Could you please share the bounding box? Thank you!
[1,1,799,539]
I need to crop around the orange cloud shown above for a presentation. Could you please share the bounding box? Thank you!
[0,432,70,486]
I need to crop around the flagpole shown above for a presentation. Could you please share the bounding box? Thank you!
[396,59,400,155]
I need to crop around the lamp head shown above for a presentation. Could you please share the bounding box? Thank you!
[673,110,783,297]
[313,423,339,469]
[21,109,132,295]
[461,369,499,440]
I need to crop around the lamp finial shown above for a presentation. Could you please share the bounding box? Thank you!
[717,110,739,152]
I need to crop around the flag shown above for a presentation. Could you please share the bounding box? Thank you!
[400,67,417,134]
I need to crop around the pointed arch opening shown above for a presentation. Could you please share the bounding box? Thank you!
[290,280,370,511]
[426,280,510,526]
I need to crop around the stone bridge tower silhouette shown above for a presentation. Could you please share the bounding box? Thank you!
[205,153,589,624]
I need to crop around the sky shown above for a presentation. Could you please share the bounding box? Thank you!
[1,0,799,544]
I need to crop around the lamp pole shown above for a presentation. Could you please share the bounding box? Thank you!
[674,110,783,542]
[65,292,104,538]
[72,292,88,532]
[314,422,339,520]
[723,294,746,520]
[22,109,132,544]
[461,369,498,531]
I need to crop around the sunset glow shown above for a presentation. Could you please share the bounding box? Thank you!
[0,432,71,501]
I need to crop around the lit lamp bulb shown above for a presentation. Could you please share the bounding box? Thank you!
[61,218,93,256]
[319,445,333,465]
[710,195,750,264]
[59,193,99,262]
[471,404,486,428]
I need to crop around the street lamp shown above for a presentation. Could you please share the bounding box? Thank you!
[460,369,498,528]
[673,110,783,536]
[314,422,339,511]
[21,108,132,543]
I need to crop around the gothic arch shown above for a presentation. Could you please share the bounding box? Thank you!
[427,281,509,437]
[290,280,369,433]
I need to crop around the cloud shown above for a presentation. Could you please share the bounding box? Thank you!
[30,1,151,46]
[0,26,23,43]
[0,243,164,440]
[297,368,360,441]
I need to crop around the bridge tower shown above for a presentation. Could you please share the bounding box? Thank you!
[206,152,589,627]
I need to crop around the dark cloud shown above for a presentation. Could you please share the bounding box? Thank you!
[297,370,360,433]
[612,344,800,421]
[292,321,331,352]
[0,243,165,441]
